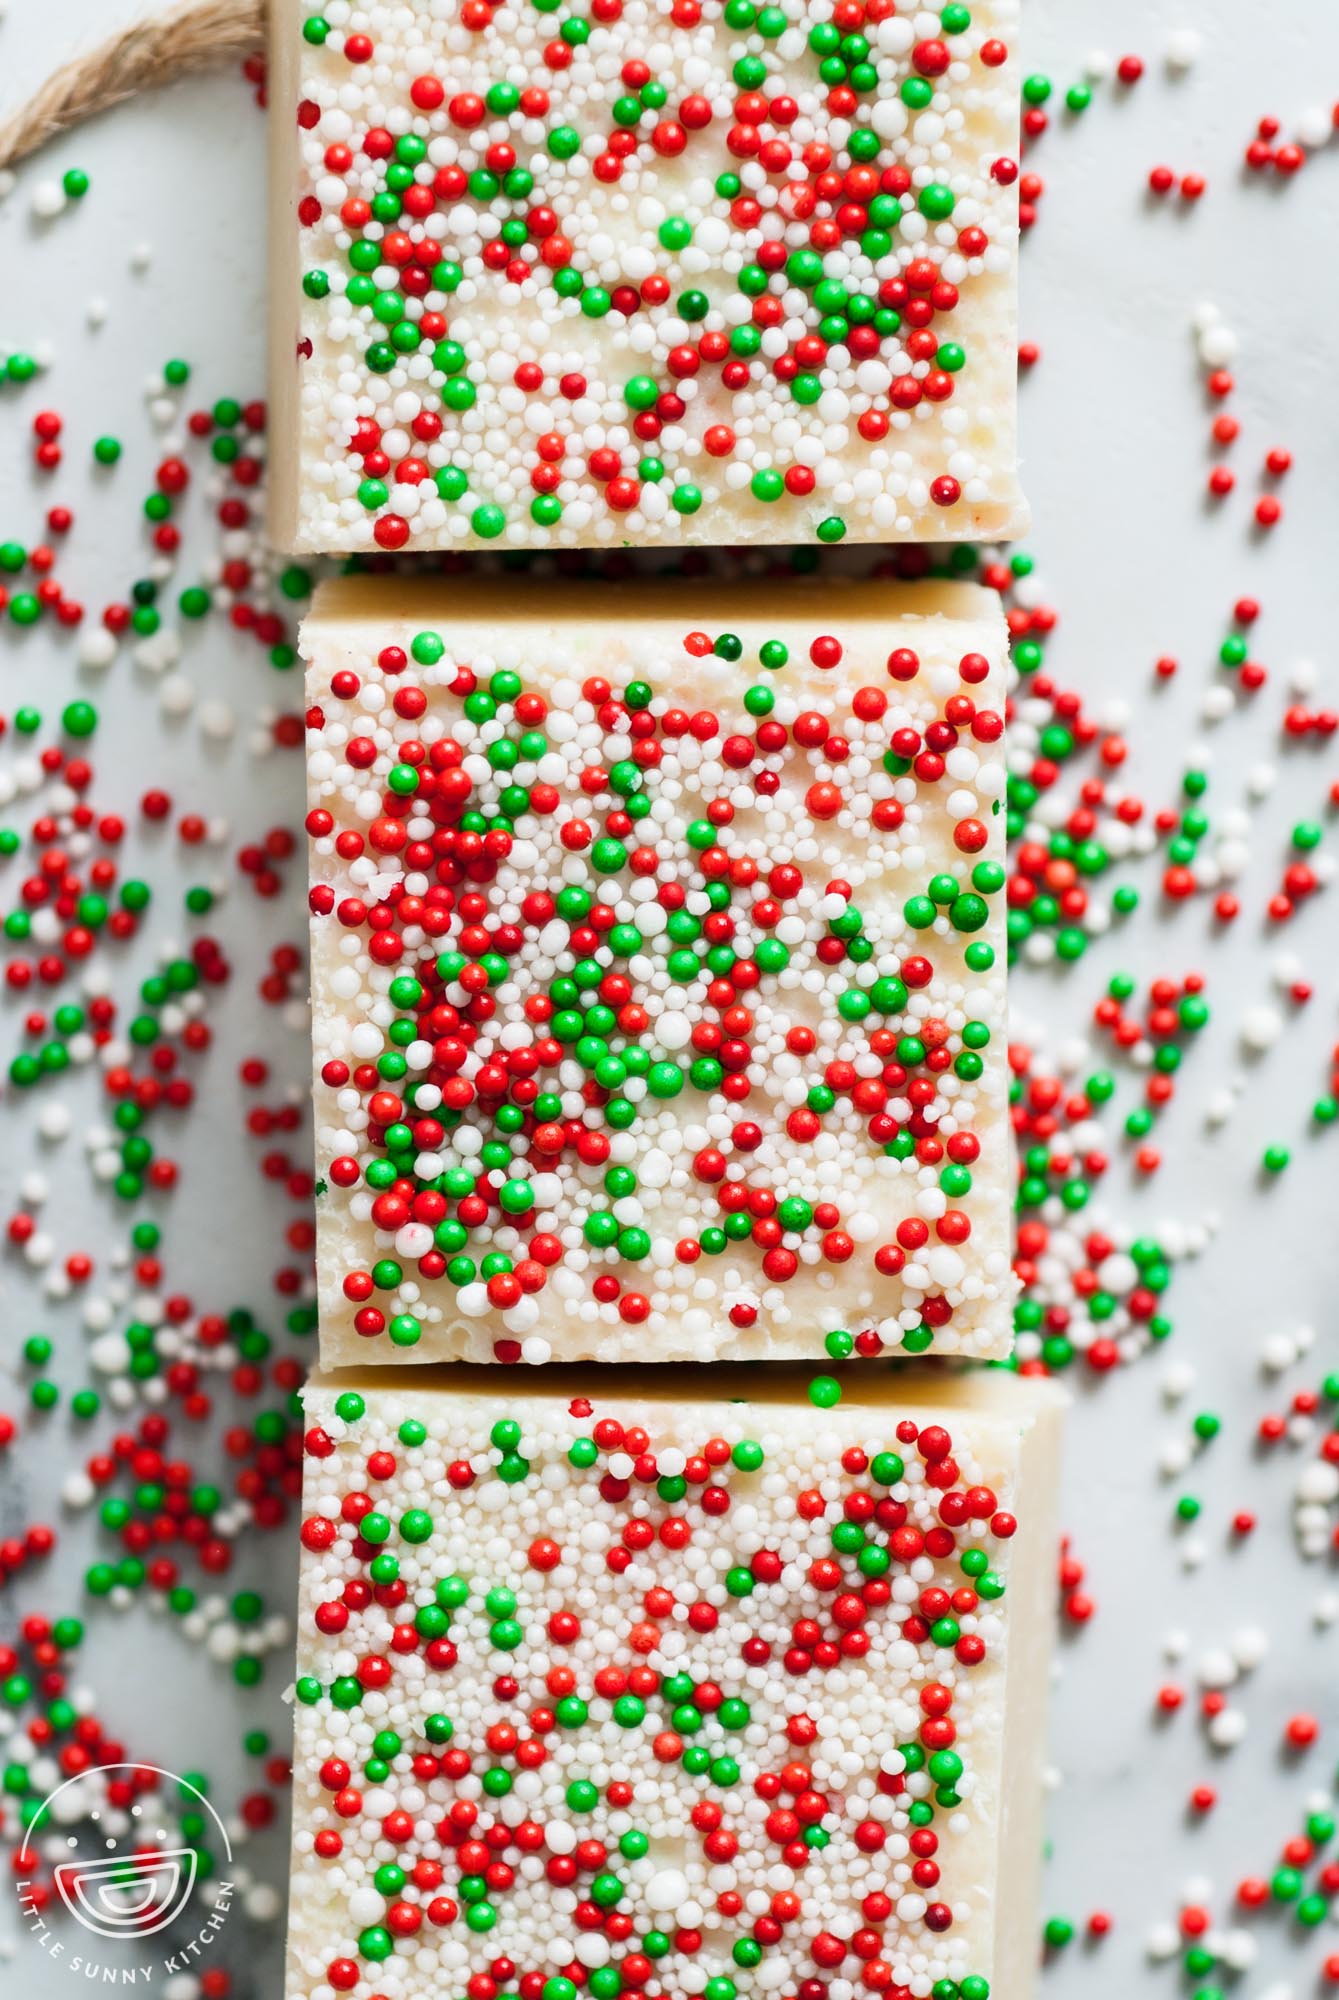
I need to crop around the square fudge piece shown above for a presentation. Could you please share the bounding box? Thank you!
[305,574,1010,1367]
[288,1363,1063,2000]
[268,0,1026,552]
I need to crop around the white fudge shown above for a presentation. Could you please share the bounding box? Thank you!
[304,575,1010,1368]
[268,0,1026,553]
[288,1363,1063,2000]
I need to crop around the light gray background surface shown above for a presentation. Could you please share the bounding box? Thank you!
[0,1,1336,1995]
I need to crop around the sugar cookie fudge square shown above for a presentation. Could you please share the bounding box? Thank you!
[304,575,1010,1367]
[268,0,1026,554]
[288,1363,1063,2000]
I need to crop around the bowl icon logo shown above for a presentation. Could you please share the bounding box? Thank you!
[53,1847,198,1939]
[17,1762,233,1950]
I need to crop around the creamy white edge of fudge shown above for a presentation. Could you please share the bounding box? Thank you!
[288,1363,1063,2000]
[305,574,1010,1368]
[268,0,1026,553]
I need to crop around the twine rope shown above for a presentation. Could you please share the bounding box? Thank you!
[0,0,264,177]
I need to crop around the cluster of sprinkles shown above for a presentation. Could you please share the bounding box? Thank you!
[1006,1031,1204,1376]
[1009,38,1338,222]
[292,1378,1023,1999]
[282,0,1025,548]
[306,599,1008,1362]
[1002,551,1338,928]
[0,274,330,1969]
[0,359,315,709]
